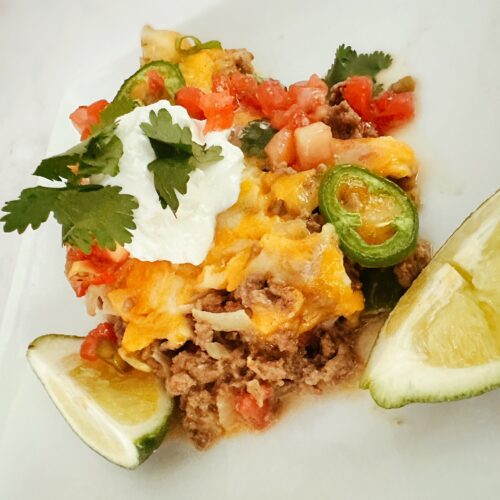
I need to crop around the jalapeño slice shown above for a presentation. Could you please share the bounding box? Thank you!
[115,60,185,105]
[319,164,418,268]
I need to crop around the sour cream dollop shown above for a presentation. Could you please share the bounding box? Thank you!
[102,100,244,265]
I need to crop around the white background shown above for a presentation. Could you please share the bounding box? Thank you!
[0,0,218,321]
[1,1,500,499]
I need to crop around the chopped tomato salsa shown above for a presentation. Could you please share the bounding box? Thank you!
[69,99,109,140]
[80,322,117,361]
[66,244,129,298]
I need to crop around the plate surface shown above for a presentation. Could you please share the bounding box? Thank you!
[1,1,500,499]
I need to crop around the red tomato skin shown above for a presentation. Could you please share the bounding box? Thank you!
[229,72,261,109]
[175,87,206,119]
[199,92,235,131]
[147,70,166,101]
[66,244,129,297]
[270,104,309,130]
[212,74,232,93]
[234,387,273,430]
[257,79,289,116]
[89,245,130,265]
[66,247,88,262]
[288,74,328,114]
[69,99,109,140]
[373,91,415,134]
[80,322,117,361]
[342,76,374,122]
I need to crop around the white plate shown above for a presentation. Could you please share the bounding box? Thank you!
[1,0,500,498]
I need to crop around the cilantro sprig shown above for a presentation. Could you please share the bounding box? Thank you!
[91,96,137,135]
[324,44,392,88]
[34,125,123,182]
[240,120,277,159]
[140,109,223,214]
[1,126,138,253]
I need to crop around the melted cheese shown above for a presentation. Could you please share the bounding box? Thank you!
[111,164,365,351]
[331,136,417,179]
[107,260,197,351]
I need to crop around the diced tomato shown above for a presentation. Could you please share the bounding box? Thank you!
[372,91,415,134]
[67,261,115,297]
[270,104,309,130]
[69,99,109,140]
[288,74,328,114]
[67,244,129,266]
[257,79,289,116]
[343,77,415,134]
[90,245,130,265]
[175,87,206,119]
[212,73,232,94]
[212,72,261,110]
[66,247,88,262]
[229,72,261,109]
[199,92,235,131]
[66,244,129,297]
[147,69,166,102]
[80,322,117,361]
[343,76,374,122]
[294,121,334,170]
[234,386,273,430]
[265,127,296,168]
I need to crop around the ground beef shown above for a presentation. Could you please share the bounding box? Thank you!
[324,101,378,139]
[328,82,346,106]
[268,198,287,216]
[394,175,420,206]
[324,81,379,139]
[192,319,214,349]
[181,389,224,449]
[216,48,255,75]
[151,310,360,449]
[168,351,223,390]
[394,240,432,288]
[344,258,363,291]
[246,355,290,383]
[195,290,243,313]
[227,49,255,73]
[234,277,301,319]
[305,212,325,233]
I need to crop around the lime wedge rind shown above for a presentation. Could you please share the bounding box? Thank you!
[27,334,173,468]
[362,190,500,409]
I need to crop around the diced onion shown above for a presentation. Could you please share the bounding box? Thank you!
[192,308,254,333]
[117,347,152,373]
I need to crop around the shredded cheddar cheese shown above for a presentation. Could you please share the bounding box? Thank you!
[108,162,370,351]
[108,132,416,352]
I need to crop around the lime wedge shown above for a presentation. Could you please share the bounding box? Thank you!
[27,334,173,468]
[361,190,500,408]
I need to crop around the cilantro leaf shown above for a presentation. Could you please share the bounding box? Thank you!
[54,186,138,253]
[191,142,223,164]
[33,142,87,182]
[76,127,123,178]
[148,158,193,212]
[1,186,63,233]
[240,120,277,158]
[91,96,137,134]
[34,125,123,182]
[1,184,138,253]
[140,109,223,214]
[324,44,392,88]
[141,109,193,149]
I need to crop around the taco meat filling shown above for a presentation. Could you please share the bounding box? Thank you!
[64,29,428,450]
